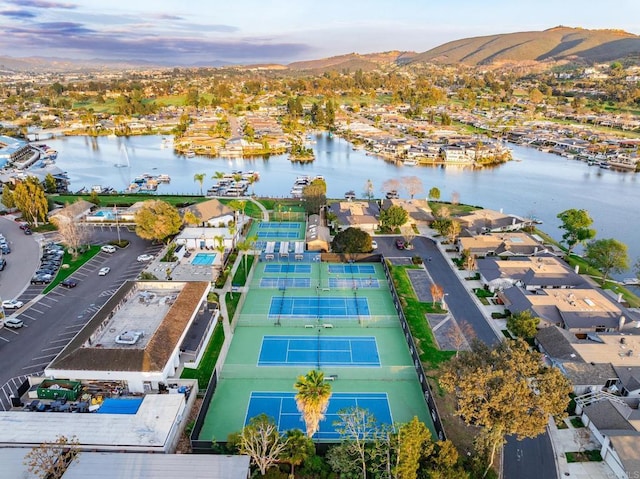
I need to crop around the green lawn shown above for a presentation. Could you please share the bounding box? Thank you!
[180,322,225,390]
[231,254,255,286]
[389,263,455,367]
[51,194,208,207]
[43,246,101,293]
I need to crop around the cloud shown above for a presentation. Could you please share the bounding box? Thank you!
[7,0,76,8]
[0,9,37,19]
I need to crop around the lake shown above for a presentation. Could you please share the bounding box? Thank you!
[47,133,640,276]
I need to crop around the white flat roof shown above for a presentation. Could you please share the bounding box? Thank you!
[0,394,184,451]
[62,452,250,479]
[0,448,39,479]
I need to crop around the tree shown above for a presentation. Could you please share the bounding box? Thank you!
[183,210,199,227]
[381,178,400,197]
[444,219,461,244]
[331,227,372,254]
[52,204,92,259]
[237,235,257,275]
[13,176,48,227]
[557,209,596,254]
[237,414,288,476]
[331,406,381,479]
[431,283,444,306]
[440,339,571,478]
[294,370,332,437]
[428,187,441,201]
[506,310,540,339]
[461,249,477,279]
[401,176,424,200]
[445,320,475,357]
[134,200,182,243]
[425,440,468,479]
[44,173,57,194]
[395,416,432,479]
[88,190,100,206]
[363,179,374,200]
[193,173,206,195]
[23,435,79,479]
[281,429,315,478]
[585,238,629,284]
[1,186,15,209]
[379,205,408,231]
[302,182,327,215]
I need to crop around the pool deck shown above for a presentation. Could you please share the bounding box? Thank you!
[140,246,224,282]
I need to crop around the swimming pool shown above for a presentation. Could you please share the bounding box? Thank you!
[92,210,116,220]
[191,253,216,265]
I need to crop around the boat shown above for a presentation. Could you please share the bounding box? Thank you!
[403,159,418,166]
[344,190,356,200]
[185,151,196,158]
[599,162,611,169]
[157,174,171,183]
[385,190,399,199]
[160,137,174,149]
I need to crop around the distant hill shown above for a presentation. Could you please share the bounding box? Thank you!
[0,55,164,73]
[411,27,640,65]
[287,51,416,72]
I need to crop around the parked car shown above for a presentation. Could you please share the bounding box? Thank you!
[1,244,10,254]
[30,274,52,285]
[3,318,23,329]
[61,278,78,288]
[101,245,117,253]
[137,254,153,262]
[395,239,405,250]
[0,258,5,271]
[371,240,378,250]
[23,228,32,235]
[2,299,24,309]
[98,267,110,276]
[18,222,29,230]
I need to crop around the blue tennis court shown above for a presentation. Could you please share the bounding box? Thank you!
[246,392,392,439]
[264,264,311,274]
[329,278,380,289]
[259,222,301,229]
[269,297,370,318]
[260,278,312,288]
[257,231,300,239]
[258,335,380,367]
[328,264,376,274]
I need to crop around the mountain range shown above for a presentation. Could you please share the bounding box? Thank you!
[1,27,639,73]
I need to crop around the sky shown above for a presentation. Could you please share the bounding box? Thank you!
[0,0,639,65]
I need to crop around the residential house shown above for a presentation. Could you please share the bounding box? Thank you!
[49,199,95,225]
[457,209,527,234]
[381,198,433,225]
[477,255,587,292]
[457,232,546,258]
[182,198,236,227]
[327,200,380,234]
[580,397,640,479]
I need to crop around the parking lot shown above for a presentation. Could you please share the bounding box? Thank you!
[0,225,163,410]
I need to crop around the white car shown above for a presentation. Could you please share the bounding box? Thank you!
[2,299,24,310]
[4,317,24,329]
[98,267,111,276]
[101,245,116,253]
[137,254,154,262]
[371,240,378,250]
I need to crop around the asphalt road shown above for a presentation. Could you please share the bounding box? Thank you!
[379,233,556,479]
[0,225,161,409]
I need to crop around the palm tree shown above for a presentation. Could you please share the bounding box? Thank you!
[294,370,332,437]
[212,171,225,181]
[237,235,257,275]
[193,173,206,195]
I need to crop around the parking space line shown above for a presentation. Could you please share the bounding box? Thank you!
[20,314,38,321]
[42,346,63,352]
[49,338,70,344]
[0,336,9,342]
[2,328,20,335]
[22,362,48,370]
[64,324,82,330]
[35,302,52,309]
[32,354,56,361]
[45,296,59,302]
[27,308,45,315]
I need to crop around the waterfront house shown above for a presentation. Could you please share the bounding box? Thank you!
[327,200,380,234]
[457,209,527,234]
[457,232,546,257]
[381,198,433,225]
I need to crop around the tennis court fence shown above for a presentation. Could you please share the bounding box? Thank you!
[220,364,417,381]
[236,314,399,328]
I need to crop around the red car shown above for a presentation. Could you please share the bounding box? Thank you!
[395,239,405,250]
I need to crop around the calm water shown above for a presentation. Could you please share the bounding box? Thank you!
[47,133,640,276]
